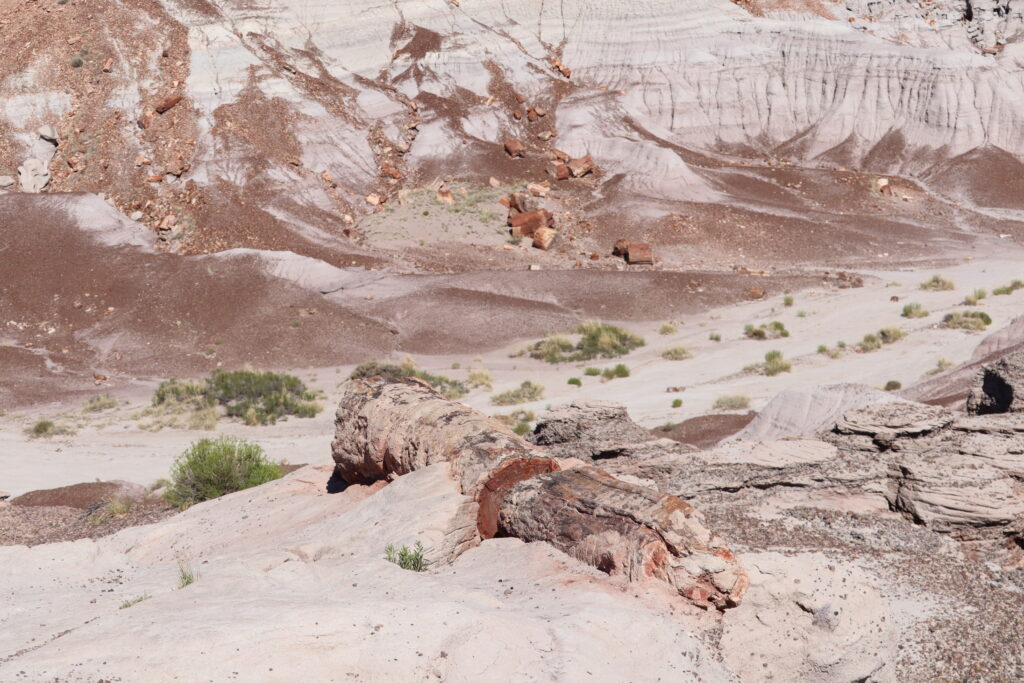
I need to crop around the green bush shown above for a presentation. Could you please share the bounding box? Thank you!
[205,369,319,424]
[709,332,722,342]
[859,334,882,353]
[783,295,794,307]
[661,345,693,361]
[902,303,928,318]
[527,321,644,363]
[941,310,991,331]
[714,394,750,411]
[671,398,683,408]
[884,380,902,391]
[993,280,1023,296]
[567,377,582,387]
[584,367,602,376]
[27,420,73,438]
[659,323,677,335]
[762,350,791,376]
[164,437,283,509]
[920,275,954,291]
[385,541,426,572]
[879,326,905,344]
[492,381,545,406]
[744,321,789,340]
[601,364,630,380]
[349,361,467,400]
[963,289,987,306]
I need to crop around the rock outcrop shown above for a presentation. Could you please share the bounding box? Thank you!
[967,348,1024,414]
[529,400,690,460]
[332,376,747,609]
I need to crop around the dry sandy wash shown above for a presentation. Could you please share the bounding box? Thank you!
[3,0,1024,680]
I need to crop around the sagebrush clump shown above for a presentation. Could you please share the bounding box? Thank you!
[940,310,992,331]
[661,345,693,361]
[164,437,283,509]
[745,350,791,376]
[714,394,751,411]
[744,321,789,340]
[920,275,954,291]
[526,321,644,363]
[902,303,928,318]
[492,381,544,406]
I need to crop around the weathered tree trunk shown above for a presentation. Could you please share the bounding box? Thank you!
[331,376,558,537]
[499,468,748,610]
[332,376,747,610]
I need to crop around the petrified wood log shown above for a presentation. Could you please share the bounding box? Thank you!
[332,376,557,537]
[332,376,747,609]
[499,468,747,610]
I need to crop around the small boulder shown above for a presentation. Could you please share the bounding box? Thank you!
[532,227,557,250]
[625,242,653,265]
[18,158,50,193]
[567,154,595,177]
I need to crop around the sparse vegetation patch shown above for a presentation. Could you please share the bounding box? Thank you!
[744,321,789,340]
[492,381,545,406]
[83,395,119,412]
[714,394,751,411]
[350,360,468,400]
[920,275,954,291]
[385,541,426,572]
[902,303,928,318]
[661,345,693,361]
[525,322,644,363]
[940,310,991,331]
[745,350,791,376]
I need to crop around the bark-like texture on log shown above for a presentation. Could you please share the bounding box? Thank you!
[331,376,557,537]
[499,468,748,610]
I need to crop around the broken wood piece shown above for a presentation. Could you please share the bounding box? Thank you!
[532,227,557,250]
[154,95,182,114]
[547,161,570,180]
[503,138,526,158]
[626,242,653,265]
[509,210,553,238]
[567,155,595,177]
[498,468,748,610]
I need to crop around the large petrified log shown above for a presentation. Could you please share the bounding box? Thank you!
[332,376,747,609]
[499,468,748,610]
[332,376,557,538]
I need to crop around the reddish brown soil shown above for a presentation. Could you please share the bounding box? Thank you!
[0,501,175,546]
[653,412,758,449]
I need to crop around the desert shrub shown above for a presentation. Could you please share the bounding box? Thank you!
[83,395,118,412]
[177,559,199,588]
[164,437,283,509]
[187,406,219,430]
[920,275,954,291]
[859,334,882,353]
[993,280,1023,296]
[661,345,693,361]
[466,368,493,391]
[963,289,987,306]
[818,344,842,359]
[492,381,545,406]
[659,323,677,335]
[27,419,73,438]
[745,350,791,376]
[512,421,531,435]
[349,361,467,400]
[70,56,84,68]
[926,358,954,375]
[153,379,208,407]
[879,326,905,344]
[601,364,630,380]
[30,420,55,437]
[744,321,789,340]
[119,594,150,609]
[796,310,807,318]
[884,380,902,391]
[902,303,928,318]
[567,377,582,387]
[709,332,722,342]
[584,367,602,376]
[783,295,794,307]
[105,498,132,515]
[714,394,750,411]
[385,541,426,572]
[205,369,320,424]
[941,310,991,331]
[672,398,683,408]
[527,321,644,363]
[531,334,575,363]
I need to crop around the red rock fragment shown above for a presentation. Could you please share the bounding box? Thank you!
[626,243,653,265]
[504,138,526,158]
[154,95,182,114]
[567,155,595,178]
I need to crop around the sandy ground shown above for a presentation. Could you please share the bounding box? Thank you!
[4,253,1021,497]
